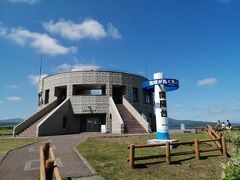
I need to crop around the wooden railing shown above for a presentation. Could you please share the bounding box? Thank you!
[128,125,228,168]
[40,143,62,180]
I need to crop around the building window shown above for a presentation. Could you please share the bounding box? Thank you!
[73,84,106,96]
[44,89,49,104]
[133,87,138,102]
[144,92,152,104]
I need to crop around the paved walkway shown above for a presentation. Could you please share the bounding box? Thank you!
[0,133,103,180]
[0,131,193,180]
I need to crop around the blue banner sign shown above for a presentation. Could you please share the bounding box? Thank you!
[142,78,179,92]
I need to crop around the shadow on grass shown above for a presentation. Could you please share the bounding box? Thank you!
[135,160,166,168]
[200,142,215,147]
[171,156,195,164]
[201,153,229,159]
[133,154,225,168]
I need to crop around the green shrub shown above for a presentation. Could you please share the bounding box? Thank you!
[223,130,240,147]
[222,130,240,179]
[222,158,240,180]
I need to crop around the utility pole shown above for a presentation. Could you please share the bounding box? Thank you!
[39,54,43,85]
[38,54,43,106]
[145,61,148,79]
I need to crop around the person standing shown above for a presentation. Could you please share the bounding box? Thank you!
[216,120,221,131]
[221,122,226,130]
[226,120,232,130]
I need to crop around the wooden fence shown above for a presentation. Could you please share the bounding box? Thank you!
[40,143,62,180]
[128,125,228,168]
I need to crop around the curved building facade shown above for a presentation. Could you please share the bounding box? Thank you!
[14,70,155,136]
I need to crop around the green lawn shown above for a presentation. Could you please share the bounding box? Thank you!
[0,138,39,159]
[77,132,227,180]
[0,129,13,136]
[0,126,13,136]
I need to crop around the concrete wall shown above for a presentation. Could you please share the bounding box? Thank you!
[38,70,154,133]
[37,98,73,136]
[71,96,109,114]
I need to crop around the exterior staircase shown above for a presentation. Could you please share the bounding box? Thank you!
[18,114,48,137]
[116,104,146,133]
[14,100,59,137]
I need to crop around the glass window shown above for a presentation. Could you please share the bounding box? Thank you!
[144,92,152,104]
[73,85,106,96]
[133,87,138,102]
[91,89,102,96]
[44,89,49,104]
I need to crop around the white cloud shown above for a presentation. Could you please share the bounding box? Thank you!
[6,96,22,101]
[0,24,7,37]
[8,0,40,5]
[107,23,122,39]
[56,63,100,72]
[43,19,121,41]
[8,27,77,56]
[72,64,100,71]
[192,104,240,120]
[56,63,72,72]
[6,85,18,89]
[197,77,218,86]
[28,74,48,85]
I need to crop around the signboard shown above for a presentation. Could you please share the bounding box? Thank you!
[142,78,179,92]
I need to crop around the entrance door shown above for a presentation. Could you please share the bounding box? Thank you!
[55,86,67,104]
[112,86,125,104]
[87,117,99,132]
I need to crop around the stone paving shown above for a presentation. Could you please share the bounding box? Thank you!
[0,131,192,180]
[0,133,103,180]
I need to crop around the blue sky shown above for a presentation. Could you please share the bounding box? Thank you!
[1,0,240,122]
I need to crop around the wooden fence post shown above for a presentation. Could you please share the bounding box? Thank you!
[43,143,50,160]
[194,139,200,160]
[49,146,62,180]
[221,137,227,157]
[129,144,135,168]
[166,142,171,164]
[45,159,54,180]
[40,146,46,180]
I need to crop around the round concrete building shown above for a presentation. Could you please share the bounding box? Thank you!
[14,70,155,137]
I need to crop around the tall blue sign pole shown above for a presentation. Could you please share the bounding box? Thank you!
[142,72,179,142]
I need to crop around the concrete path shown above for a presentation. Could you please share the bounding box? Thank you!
[0,133,103,180]
[0,131,193,180]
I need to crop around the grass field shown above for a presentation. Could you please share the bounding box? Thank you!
[0,138,39,159]
[0,128,13,136]
[78,132,227,180]
[0,126,14,136]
